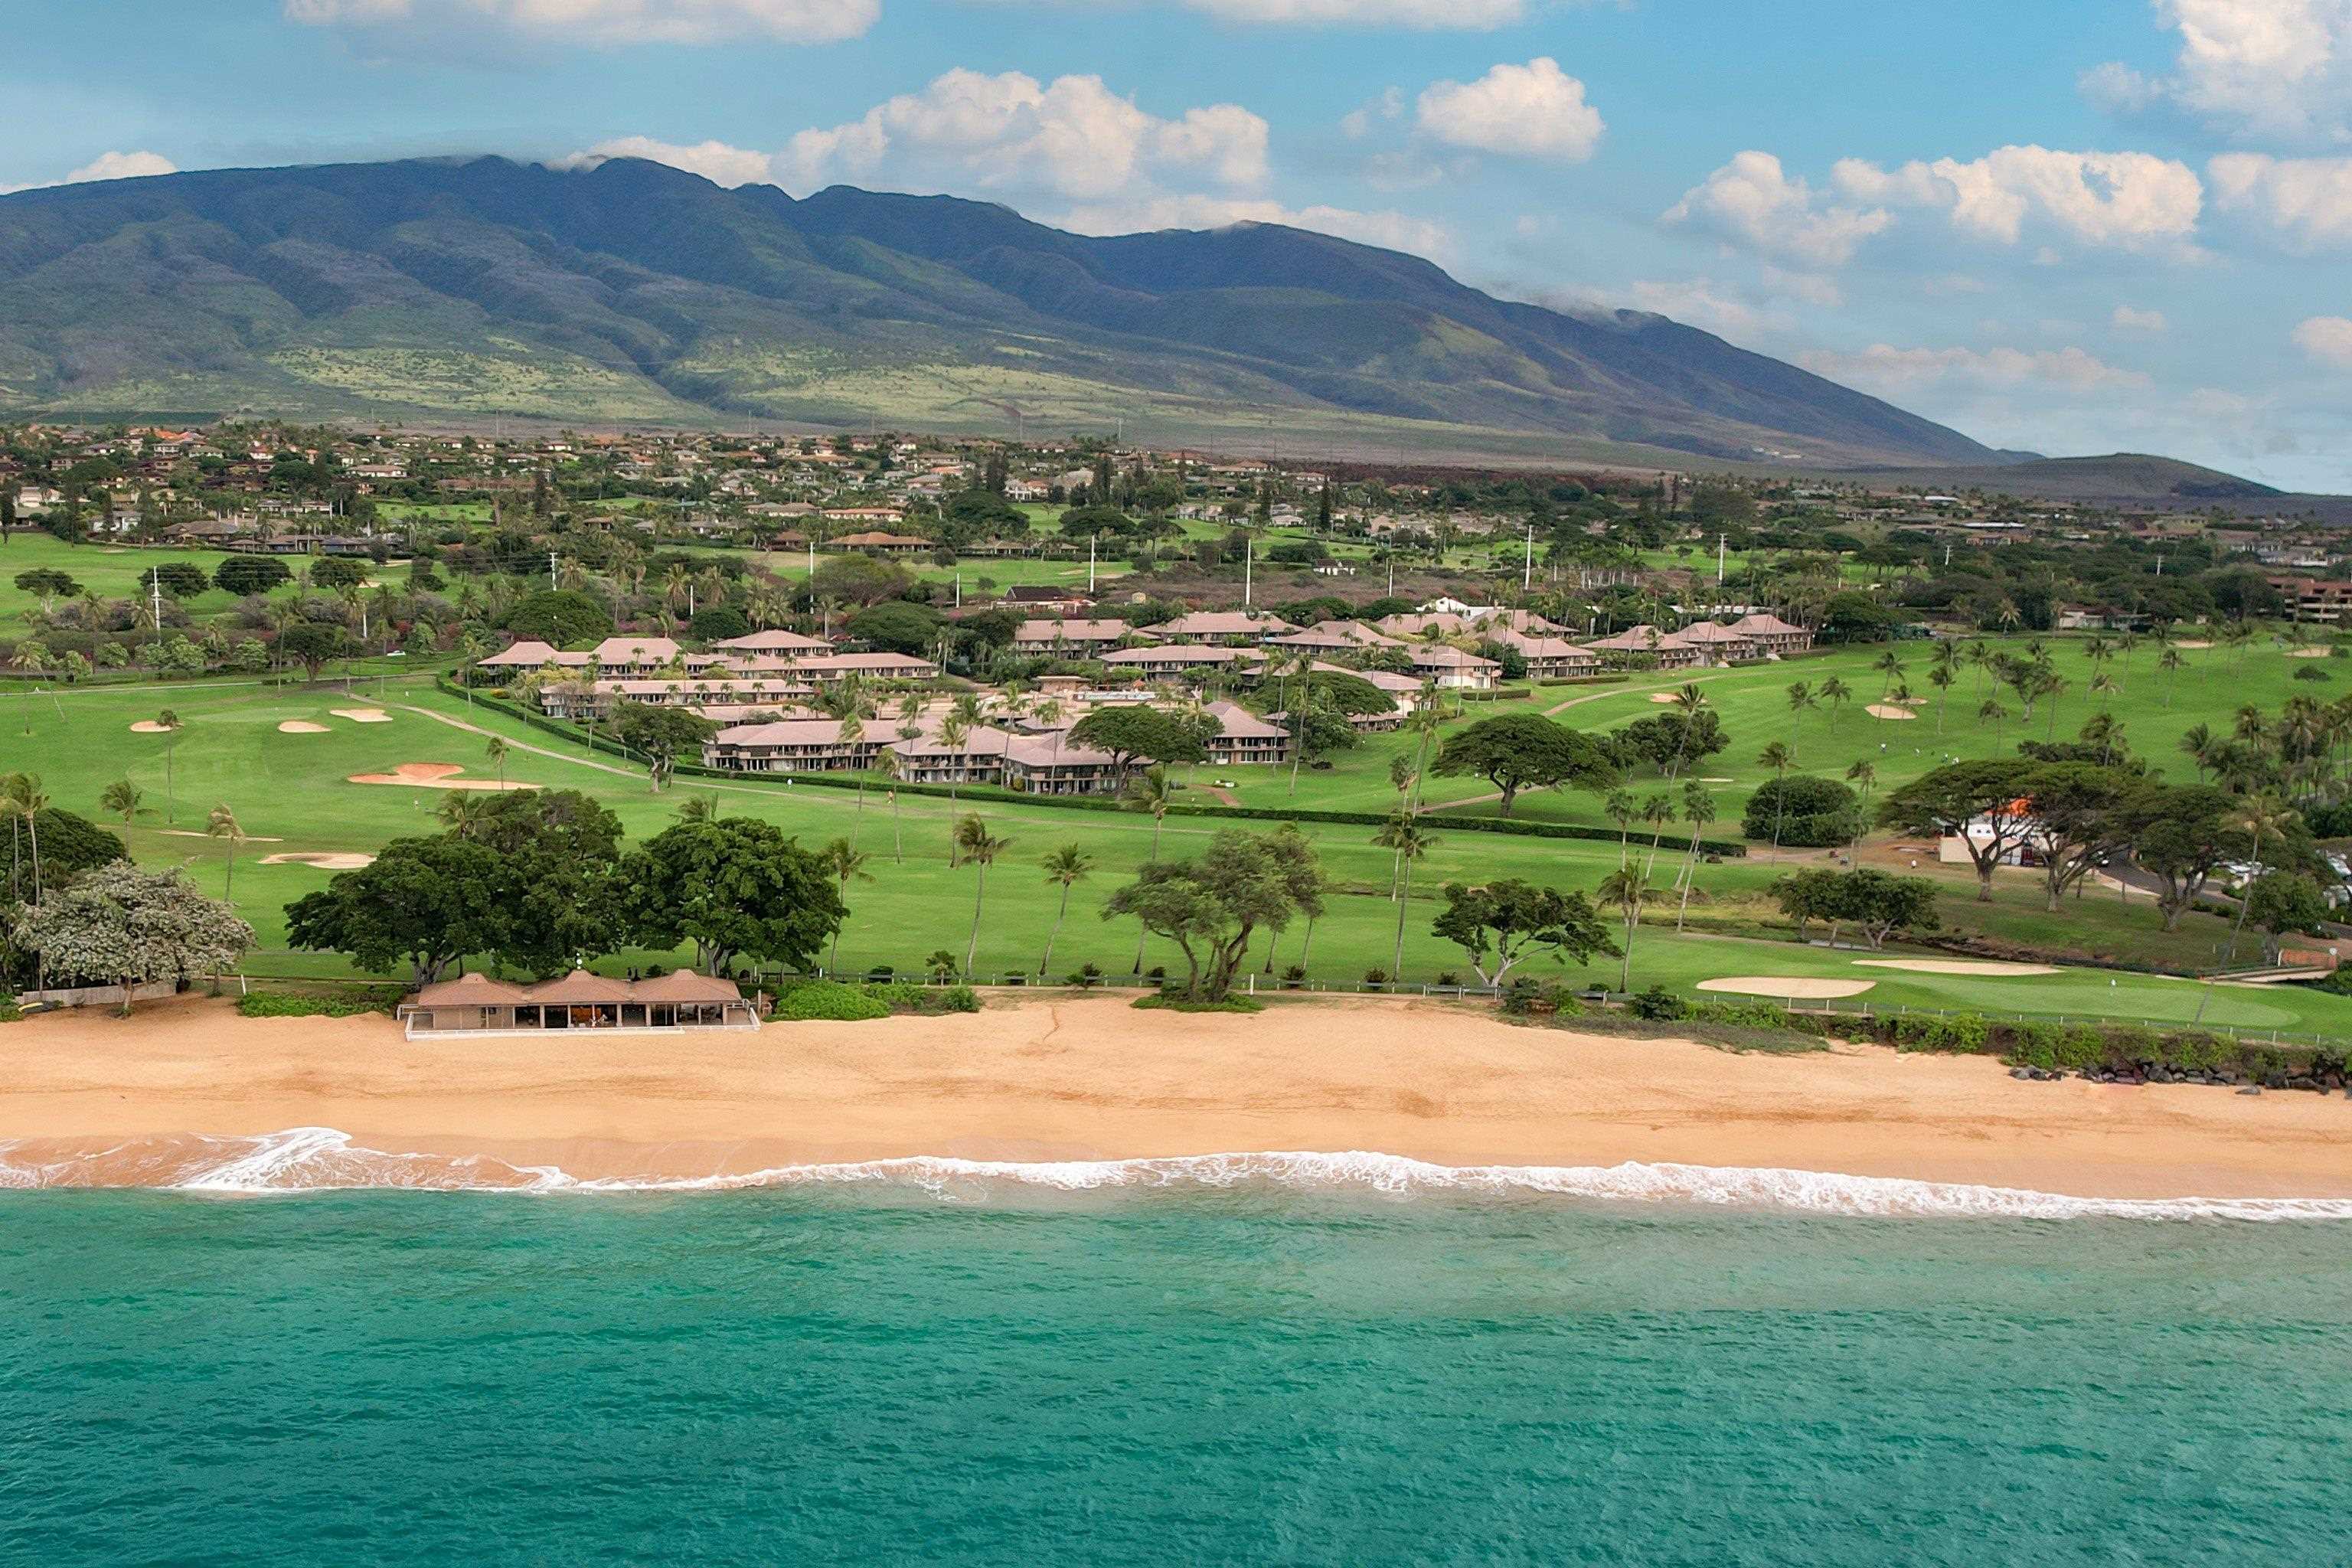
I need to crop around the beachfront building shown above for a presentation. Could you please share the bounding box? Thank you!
[540,678,815,721]
[397,969,758,1038]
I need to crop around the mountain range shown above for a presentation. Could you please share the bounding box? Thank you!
[3,155,2023,469]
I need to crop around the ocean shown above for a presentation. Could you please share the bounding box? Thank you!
[5,1166,2350,1565]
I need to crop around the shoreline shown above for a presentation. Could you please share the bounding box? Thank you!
[2,995,2349,1202]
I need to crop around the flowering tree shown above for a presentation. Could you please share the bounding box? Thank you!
[11,862,253,1014]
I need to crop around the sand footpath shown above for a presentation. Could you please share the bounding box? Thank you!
[2,995,2347,1199]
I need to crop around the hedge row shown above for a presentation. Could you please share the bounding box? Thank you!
[442,678,1749,855]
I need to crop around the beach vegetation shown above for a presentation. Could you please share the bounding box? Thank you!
[1101,829,1325,1002]
[236,988,400,1018]
[286,837,508,985]
[772,979,892,1022]
[625,818,845,978]
[9,861,253,1014]
[1430,878,1619,987]
[1132,991,1263,1014]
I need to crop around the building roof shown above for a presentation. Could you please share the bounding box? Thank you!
[1203,700,1289,740]
[529,969,638,1004]
[593,636,681,663]
[710,719,877,746]
[1141,611,1298,638]
[1729,612,1808,636]
[716,629,831,652]
[1586,625,1694,652]
[411,971,533,1007]
[1099,645,1261,665]
[833,531,930,547]
[477,639,564,668]
[1408,645,1502,669]
[629,969,745,1003]
[1014,618,1137,642]
[1677,621,1758,644]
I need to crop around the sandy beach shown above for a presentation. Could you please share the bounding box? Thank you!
[3,995,2348,1197]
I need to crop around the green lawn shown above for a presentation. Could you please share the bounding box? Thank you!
[18,660,2352,1042]
[2,534,254,628]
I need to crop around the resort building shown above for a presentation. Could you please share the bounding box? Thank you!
[1675,621,1764,665]
[397,969,758,1037]
[1726,612,1815,655]
[782,652,941,684]
[1012,618,1145,654]
[592,637,684,676]
[540,678,815,721]
[1406,644,1504,690]
[1266,621,1405,656]
[701,719,893,773]
[1586,626,1704,670]
[1140,611,1299,644]
[1202,701,1290,765]
[714,629,834,654]
[1099,645,1266,682]
[1484,630,1600,680]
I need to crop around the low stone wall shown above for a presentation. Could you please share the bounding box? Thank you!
[24,979,184,1009]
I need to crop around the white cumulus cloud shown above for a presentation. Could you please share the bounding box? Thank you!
[1056,194,1454,261]
[2112,304,2169,332]
[2210,152,2352,246]
[779,69,1268,200]
[557,136,778,187]
[1798,343,2150,394]
[1623,279,1791,341]
[1662,152,1891,267]
[2293,315,2352,366]
[1832,145,2203,251]
[286,0,880,45]
[2082,0,2352,144]
[0,149,178,196]
[1416,58,1603,162]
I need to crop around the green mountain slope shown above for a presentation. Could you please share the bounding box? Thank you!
[0,155,2015,466]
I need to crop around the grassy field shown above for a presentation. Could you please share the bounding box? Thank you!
[1,534,252,627]
[18,654,2352,1041]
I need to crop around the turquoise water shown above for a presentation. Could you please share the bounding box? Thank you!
[5,1189,2350,1565]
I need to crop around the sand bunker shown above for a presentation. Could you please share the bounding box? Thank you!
[260,852,377,870]
[1864,704,1917,720]
[332,707,394,723]
[1697,976,1877,999]
[277,720,329,734]
[2284,648,2331,660]
[1853,959,2060,976]
[129,720,174,733]
[1648,692,1681,704]
[161,828,283,842]
[348,762,532,792]
[2172,640,2212,650]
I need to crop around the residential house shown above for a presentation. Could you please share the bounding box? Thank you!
[1586,626,1703,670]
[1201,701,1289,765]
[1140,611,1298,644]
[1726,612,1815,655]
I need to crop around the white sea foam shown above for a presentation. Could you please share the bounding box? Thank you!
[4,1131,2350,1220]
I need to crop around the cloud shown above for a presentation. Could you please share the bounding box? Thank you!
[0,149,178,196]
[2294,315,2352,366]
[1055,193,1454,260]
[557,136,777,186]
[285,0,880,45]
[1340,86,1405,139]
[1416,58,1603,161]
[779,69,1267,199]
[1623,279,1791,341]
[2082,0,2352,143]
[2209,152,2352,246]
[1661,152,1891,266]
[1921,272,1988,296]
[1798,343,2150,394]
[2112,304,2169,332]
[1176,0,1527,24]
[1831,145,2203,251]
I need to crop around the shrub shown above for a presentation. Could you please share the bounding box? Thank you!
[1891,1013,1991,1054]
[1742,776,1862,848]
[1133,993,1263,1014]
[1362,967,1389,985]
[858,981,979,1015]
[236,990,399,1018]
[1687,999,1794,1030]
[1436,971,1461,988]
[773,980,891,1022]
[1498,978,1584,1017]
[1628,984,1687,1021]
[1065,962,1106,988]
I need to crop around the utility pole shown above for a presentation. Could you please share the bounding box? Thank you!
[547,549,559,590]
[1718,534,1726,583]
[1088,534,1097,594]
[1524,523,1536,592]
[1244,537,1253,608]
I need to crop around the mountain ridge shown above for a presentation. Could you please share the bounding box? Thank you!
[0,154,2017,467]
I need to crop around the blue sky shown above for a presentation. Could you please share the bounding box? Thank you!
[9,0,2352,489]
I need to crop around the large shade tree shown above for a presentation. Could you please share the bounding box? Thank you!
[623,818,844,976]
[1100,829,1325,1001]
[1430,714,1619,818]
[1431,880,1619,987]
[11,862,253,1013]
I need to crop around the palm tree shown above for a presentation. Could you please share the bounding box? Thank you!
[2158,647,2186,707]
[1977,698,2007,752]
[1038,844,1094,976]
[938,715,970,827]
[99,779,144,823]
[1818,676,1851,731]
[2,772,47,908]
[206,802,247,900]
[1596,867,1655,993]
[1604,788,1640,866]
[1872,648,1905,703]
[873,748,906,862]
[1756,742,1794,855]
[1928,665,1955,733]
[1675,782,1717,931]
[1785,681,1815,763]
[155,709,181,825]
[1639,791,1676,880]
[1844,760,1877,855]
[1372,814,1437,981]
[1125,766,1177,972]
[2039,671,2069,740]
[675,794,720,823]
[838,712,868,831]
[485,735,509,789]
[818,838,875,975]
[436,790,498,838]
[954,815,1011,977]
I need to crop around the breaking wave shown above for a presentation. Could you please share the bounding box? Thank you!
[3,1131,2350,1220]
